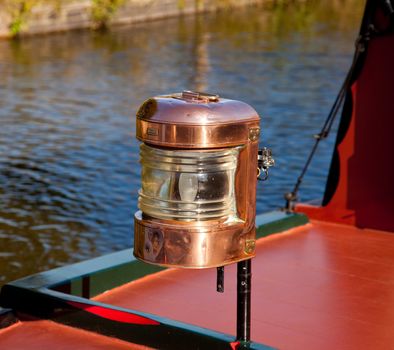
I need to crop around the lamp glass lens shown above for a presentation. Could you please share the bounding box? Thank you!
[139,144,239,221]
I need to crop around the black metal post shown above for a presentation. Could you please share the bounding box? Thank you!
[216,266,224,293]
[236,259,251,343]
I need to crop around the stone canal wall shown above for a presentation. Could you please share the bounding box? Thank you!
[0,0,267,38]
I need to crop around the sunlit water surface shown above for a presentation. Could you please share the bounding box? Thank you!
[0,1,364,285]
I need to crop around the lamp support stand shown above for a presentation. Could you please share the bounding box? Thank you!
[236,259,252,343]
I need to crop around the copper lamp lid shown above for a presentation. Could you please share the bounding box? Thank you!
[136,91,260,148]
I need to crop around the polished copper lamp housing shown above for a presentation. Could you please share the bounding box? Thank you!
[134,91,261,269]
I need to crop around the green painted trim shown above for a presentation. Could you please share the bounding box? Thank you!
[255,211,308,239]
[9,249,164,298]
[71,278,82,296]
[89,259,165,297]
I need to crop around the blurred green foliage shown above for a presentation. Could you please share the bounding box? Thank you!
[0,0,365,37]
[1,0,126,35]
[4,0,37,36]
[91,0,125,29]
[2,0,63,36]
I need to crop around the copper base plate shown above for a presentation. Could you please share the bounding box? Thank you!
[133,211,255,269]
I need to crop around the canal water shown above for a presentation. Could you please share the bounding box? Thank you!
[0,1,364,285]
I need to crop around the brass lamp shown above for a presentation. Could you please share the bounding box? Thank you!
[133,91,264,269]
[133,90,273,343]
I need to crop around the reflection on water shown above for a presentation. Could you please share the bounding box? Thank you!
[0,1,364,285]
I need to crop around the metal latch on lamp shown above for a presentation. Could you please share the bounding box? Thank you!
[257,148,274,181]
[180,90,219,103]
[249,127,260,141]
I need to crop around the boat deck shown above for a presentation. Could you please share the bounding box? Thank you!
[95,220,394,350]
[0,317,149,349]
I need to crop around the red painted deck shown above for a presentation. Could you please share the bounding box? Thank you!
[96,221,394,350]
[0,318,150,349]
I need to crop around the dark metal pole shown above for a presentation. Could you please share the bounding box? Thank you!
[216,266,224,293]
[237,259,251,342]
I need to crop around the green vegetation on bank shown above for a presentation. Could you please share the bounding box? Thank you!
[6,0,33,36]
[1,0,126,36]
[2,0,62,36]
[0,0,364,38]
[91,0,125,29]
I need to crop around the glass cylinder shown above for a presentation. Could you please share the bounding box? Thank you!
[139,144,240,221]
